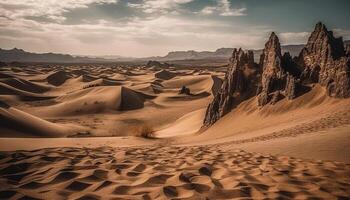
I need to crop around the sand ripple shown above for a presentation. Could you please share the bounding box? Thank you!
[1,145,350,199]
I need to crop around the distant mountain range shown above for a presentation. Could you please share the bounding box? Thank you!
[148,44,307,62]
[0,48,110,63]
[1,40,349,63]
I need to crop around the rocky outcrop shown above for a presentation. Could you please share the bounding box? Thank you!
[285,74,298,100]
[146,60,171,69]
[257,32,301,106]
[203,22,350,127]
[203,48,260,126]
[345,44,350,57]
[298,22,350,97]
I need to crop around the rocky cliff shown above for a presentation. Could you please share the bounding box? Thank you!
[203,22,350,126]
[203,48,260,126]
[298,22,350,97]
[257,32,301,106]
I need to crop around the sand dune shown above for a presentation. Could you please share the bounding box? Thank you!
[0,77,51,93]
[156,108,206,138]
[0,82,54,101]
[46,70,72,86]
[37,86,148,116]
[0,101,86,137]
[0,72,13,79]
[0,64,350,199]
[175,85,350,162]
[154,69,176,80]
[162,75,222,96]
[1,65,213,137]
[82,74,100,82]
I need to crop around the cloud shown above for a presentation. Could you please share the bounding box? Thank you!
[0,0,118,22]
[279,32,310,44]
[127,0,194,14]
[334,29,350,40]
[201,6,216,15]
[0,12,271,57]
[4,0,346,57]
[201,0,246,16]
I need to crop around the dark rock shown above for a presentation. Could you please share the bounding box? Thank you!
[258,32,286,106]
[258,32,303,106]
[281,52,301,77]
[300,65,321,84]
[285,74,299,100]
[179,86,191,95]
[203,48,260,126]
[270,91,284,105]
[203,22,350,127]
[257,91,269,106]
[154,69,175,80]
[146,60,171,68]
[298,22,350,97]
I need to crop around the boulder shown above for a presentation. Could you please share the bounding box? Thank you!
[179,86,191,95]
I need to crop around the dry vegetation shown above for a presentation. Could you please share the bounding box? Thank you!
[136,123,156,139]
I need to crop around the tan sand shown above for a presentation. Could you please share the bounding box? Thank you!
[0,65,350,199]
[0,145,349,199]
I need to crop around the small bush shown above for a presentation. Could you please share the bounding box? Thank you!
[137,124,155,139]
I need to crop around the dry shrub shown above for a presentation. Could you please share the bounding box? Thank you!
[137,123,156,139]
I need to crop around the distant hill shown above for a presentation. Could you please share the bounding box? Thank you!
[145,44,305,62]
[1,40,348,63]
[0,48,108,63]
[147,40,350,62]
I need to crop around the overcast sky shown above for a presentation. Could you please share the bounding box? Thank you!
[0,0,349,57]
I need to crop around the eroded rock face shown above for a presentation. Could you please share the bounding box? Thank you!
[285,74,299,100]
[203,22,350,127]
[345,44,350,57]
[298,22,350,97]
[257,32,300,106]
[203,48,260,126]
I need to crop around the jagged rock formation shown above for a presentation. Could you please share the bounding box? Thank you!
[298,22,350,97]
[345,44,350,57]
[257,32,300,106]
[203,22,350,127]
[203,48,260,126]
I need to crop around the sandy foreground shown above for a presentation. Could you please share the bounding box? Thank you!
[1,65,350,199]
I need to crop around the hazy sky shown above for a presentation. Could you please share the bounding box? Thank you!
[0,0,349,57]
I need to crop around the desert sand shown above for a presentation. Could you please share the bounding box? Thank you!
[0,64,350,199]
